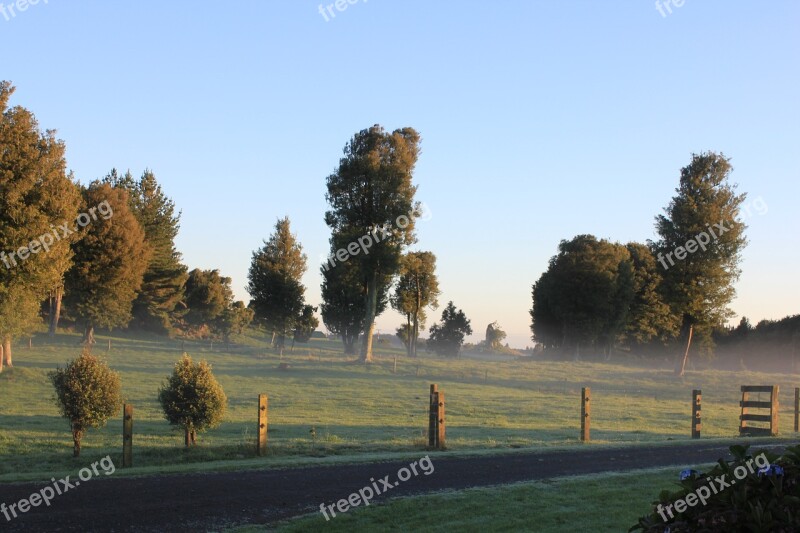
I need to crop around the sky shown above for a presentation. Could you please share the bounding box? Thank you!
[2,1,798,348]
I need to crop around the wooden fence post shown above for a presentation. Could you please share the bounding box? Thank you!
[795,387,799,433]
[122,404,133,468]
[581,387,591,442]
[771,385,780,436]
[428,384,438,448]
[257,394,268,456]
[436,391,446,450]
[692,389,702,439]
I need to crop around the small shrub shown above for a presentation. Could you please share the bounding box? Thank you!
[50,349,122,457]
[630,444,800,532]
[158,353,227,447]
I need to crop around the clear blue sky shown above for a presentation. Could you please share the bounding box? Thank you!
[2,1,798,348]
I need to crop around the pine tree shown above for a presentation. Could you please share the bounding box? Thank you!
[247,217,307,355]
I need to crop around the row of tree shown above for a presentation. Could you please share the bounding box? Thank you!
[0,82,257,373]
[530,152,748,374]
[1,83,471,364]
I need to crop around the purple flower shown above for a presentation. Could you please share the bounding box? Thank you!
[758,464,784,477]
[680,469,699,481]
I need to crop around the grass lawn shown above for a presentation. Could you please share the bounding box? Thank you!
[231,466,688,532]
[1,329,796,482]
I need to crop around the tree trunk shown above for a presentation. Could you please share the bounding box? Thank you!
[49,286,63,336]
[676,324,694,377]
[359,273,378,363]
[184,427,193,448]
[72,425,82,457]
[406,315,414,358]
[0,344,4,373]
[2,337,11,368]
[83,324,95,346]
[413,286,421,358]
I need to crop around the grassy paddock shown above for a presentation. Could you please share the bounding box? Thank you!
[234,466,691,532]
[0,330,795,481]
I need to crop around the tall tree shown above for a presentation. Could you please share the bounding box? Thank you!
[428,301,473,358]
[104,169,188,334]
[391,251,440,358]
[247,217,307,355]
[0,81,80,370]
[64,182,150,344]
[652,152,747,375]
[320,249,391,355]
[325,125,421,362]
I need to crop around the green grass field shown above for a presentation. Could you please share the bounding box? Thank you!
[0,329,796,484]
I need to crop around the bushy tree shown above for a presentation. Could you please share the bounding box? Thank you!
[248,217,308,355]
[0,81,80,370]
[652,152,747,374]
[214,301,254,344]
[183,269,233,330]
[324,125,421,362]
[158,354,227,447]
[621,242,679,349]
[391,251,440,358]
[530,235,634,358]
[64,182,150,344]
[428,301,473,357]
[50,350,122,457]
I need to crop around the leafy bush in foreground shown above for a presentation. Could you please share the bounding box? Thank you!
[158,354,227,447]
[50,349,123,457]
[631,444,800,532]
